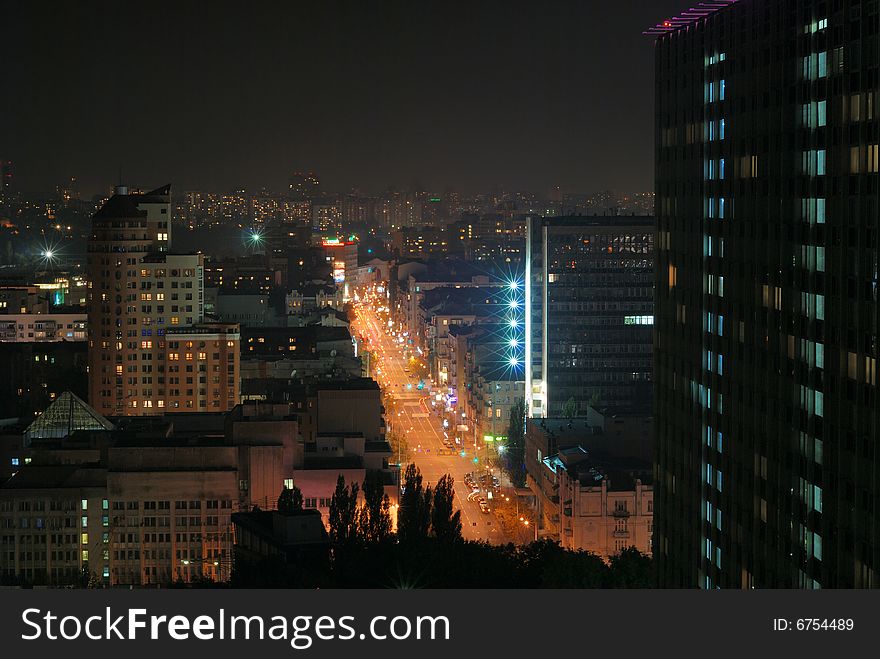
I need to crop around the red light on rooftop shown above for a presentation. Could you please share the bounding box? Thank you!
[644,1,739,36]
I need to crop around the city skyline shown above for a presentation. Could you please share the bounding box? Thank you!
[1,0,685,197]
[2,0,878,596]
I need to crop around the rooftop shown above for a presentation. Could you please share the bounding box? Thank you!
[643,1,738,36]
[92,185,171,220]
[232,509,329,548]
[2,464,106,490]
[23,391,115,445]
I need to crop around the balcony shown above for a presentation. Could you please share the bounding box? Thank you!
[612,508,630,518]
[613,530,630,538]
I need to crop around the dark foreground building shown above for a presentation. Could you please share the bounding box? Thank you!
[653,0,879,588]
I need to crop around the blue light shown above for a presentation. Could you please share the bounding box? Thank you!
[509,300,518,309]
[509,339,518,348]
[510,357,519,367]
[509,280,519,290]
[509,319,518,328]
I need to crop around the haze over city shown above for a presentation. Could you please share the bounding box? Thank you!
[0,0,878,602]
[2,0,685,196]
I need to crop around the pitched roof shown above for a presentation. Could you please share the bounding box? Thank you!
[23,391,115,444]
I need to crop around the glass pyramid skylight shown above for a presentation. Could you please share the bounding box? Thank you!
[23,391,115,444]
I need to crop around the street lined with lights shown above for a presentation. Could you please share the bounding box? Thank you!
[351,285,509,543]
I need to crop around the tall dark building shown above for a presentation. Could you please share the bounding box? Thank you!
[525,216,654,419]
[653,0,879,588]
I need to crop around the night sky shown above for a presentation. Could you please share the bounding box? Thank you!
[2,1,686,197]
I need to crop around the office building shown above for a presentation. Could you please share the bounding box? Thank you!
[652,0,879,588]
[525,216,654,418]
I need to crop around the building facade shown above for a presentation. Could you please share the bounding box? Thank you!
[525,216,655,418]
[654,0,879,588]
[86,186,240,416]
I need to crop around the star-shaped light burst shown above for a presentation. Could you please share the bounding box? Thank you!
[38,240,63,268]
[244,227,266,252]
[478,271,526,380]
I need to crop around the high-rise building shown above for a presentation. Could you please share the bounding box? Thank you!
[87,185,240,416]
[525,216,655,419]
[652,0,879,588]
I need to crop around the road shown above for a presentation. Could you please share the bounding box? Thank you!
[352,292,504,543]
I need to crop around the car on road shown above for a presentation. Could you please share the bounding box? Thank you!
[479,501,490,514]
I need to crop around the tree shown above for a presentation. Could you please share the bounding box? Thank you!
[431,474,462,543]
[562,396,578,419]
[358,470,393,542]
[608,547,654,588]
[502,398,527,487]
[328,475,360,545]
[277,481,304,515]
[397,463,432,542]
